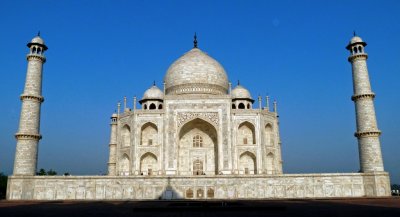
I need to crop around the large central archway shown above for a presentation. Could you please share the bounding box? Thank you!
[178,118,218,175]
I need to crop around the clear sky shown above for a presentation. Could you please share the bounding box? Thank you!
[0,0,399,184]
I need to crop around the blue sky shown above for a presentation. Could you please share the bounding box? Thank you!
[0,0,399,183]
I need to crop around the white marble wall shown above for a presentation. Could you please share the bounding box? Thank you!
[349,46,384,173]
[14,54,46,176]
[113,96,282,177]
[7,172,391,200]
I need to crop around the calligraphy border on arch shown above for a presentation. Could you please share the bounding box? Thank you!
[177,112,219,128]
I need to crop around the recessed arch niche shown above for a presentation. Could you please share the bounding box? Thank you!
[178,118,218,175]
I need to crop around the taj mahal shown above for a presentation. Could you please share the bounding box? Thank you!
[6,33,391,200]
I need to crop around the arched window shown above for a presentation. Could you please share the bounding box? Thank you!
[232,104,236,109]
[186,189,193,198]
[239,151,257,175]
[265,124,273,147]
[193,159,203,175]
[144,104,147,110]
[358,46,362,53]
[238,121,256,145]
[122,125,131,147]
[238,103,245,109]
[247,103,250,109]
[119,154,130,176]
[32,47,37,54]
[193,135,203,147]
[140,152,158,175]
[158,104,163,109]
[207,188,214,198]
[141,122,158,146]
[353,47,357,54]
[197,189,204,198]
[149,103,156,110]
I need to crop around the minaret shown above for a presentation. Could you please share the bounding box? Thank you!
[273,100,278,115]
[346,34,384,172]
[265,95,270,111]
[107,113,118,175]
[13,34,48,175]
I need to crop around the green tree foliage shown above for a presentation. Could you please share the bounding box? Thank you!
[36,168,46,175]
[0,172,7,199]
[36,168,57,176]
[47,169,57,176]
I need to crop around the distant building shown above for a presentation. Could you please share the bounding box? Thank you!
[7,34,390,200]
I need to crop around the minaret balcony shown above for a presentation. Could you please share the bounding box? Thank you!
[26,54,46,62]
[348,53,368,62]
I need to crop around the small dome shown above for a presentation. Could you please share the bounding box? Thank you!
[31,36,45,45]
[231,85,252,99]
[111,113,118,118]
[142,85,164,100]
[346,35,367,50]
[27,35,48,50]
[164,48,229,95]
[350,36,363,44]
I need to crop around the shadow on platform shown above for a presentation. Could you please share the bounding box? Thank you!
[0,197,400,217]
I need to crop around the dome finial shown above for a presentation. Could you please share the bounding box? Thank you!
[37,31,41,37]
[193,32,198,48]
[237,80,240,85]
[153,80,156,86]
[353,30,356,37]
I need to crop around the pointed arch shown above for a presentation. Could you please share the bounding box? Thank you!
[265,123,273,146]
[238,121,256,145]
[266,152,275,175]
[186,188,194,198]
[178,118,218,175]
[121,125,131,147]
[238,103,245,109]
[207,188,214,198]
[149,103,156,110]
[119,154,130,176]
[140,152,158,175]
[197,189,204,198]
[239,151,257,174]
[141,122,158,146]
[158,104,163,109]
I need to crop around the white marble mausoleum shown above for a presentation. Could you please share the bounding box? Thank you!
[7,34,391,200]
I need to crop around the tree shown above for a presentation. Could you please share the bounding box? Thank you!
[36,168,57,176]
[0,173,7,199]
[36,168,47,176]
[47,169,57,176]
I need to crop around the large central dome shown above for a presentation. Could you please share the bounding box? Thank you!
[164,48,229,95]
